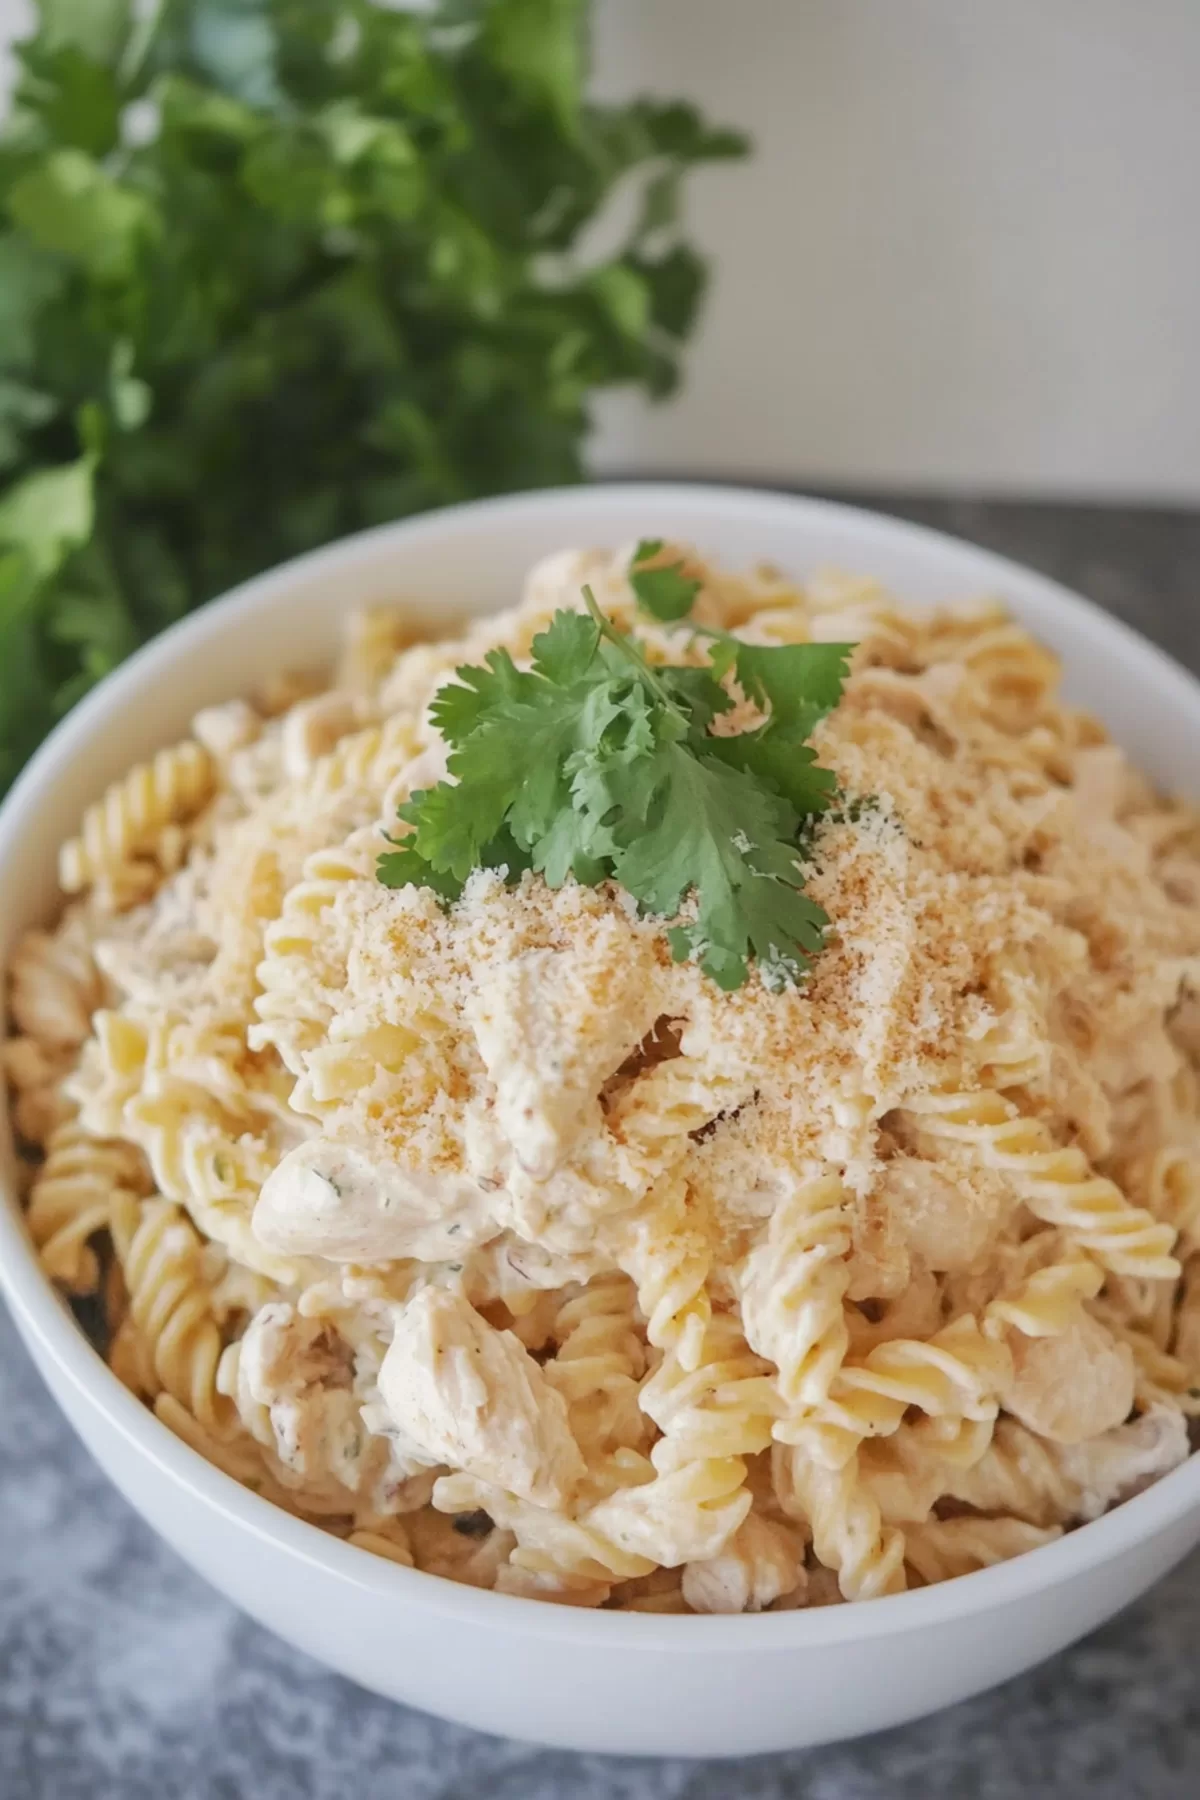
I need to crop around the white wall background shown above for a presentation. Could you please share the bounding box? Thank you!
[4,0,1200,500]
[590,0,1200,500]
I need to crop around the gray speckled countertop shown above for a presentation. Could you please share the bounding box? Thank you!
[4,493,1200,1800]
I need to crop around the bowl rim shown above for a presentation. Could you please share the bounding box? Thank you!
[3,478,1200,1654]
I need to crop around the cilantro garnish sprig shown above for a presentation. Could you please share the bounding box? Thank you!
[378,547,853,991]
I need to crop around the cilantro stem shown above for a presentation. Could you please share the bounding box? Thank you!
[580,584,688,719]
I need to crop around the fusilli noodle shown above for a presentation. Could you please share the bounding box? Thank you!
[774,1445,906,1601]
[543,1273,648,1457]
[904,1516,1061,1585]
[583,1315,776,1567]
[739,1170,852,1414]
[905,1088,1180,1280]
[59,739,215,895]
[109,1191,233,1434]
[27,1119,150,1293]
[782,1314,1011,1469]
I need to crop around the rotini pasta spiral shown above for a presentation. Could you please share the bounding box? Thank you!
[802,570,924,668]
[738,1170,852,1412]
[1118,1134,1200,1258]
[346,1523,415,1567]
[71,1002,311,1284]
[543,1273,648,1456]
[137,1105,311,1285]
[151,1392,266,1486]
[436,1324,770,1604]
[608,1053,754,1164]
[904,1516,1061,1585]
[335,606,412,696]
[982,1247,1105,1340]
[8,916,102,1049]
[59,739,215,895]
[607,1174,712,1372]
[435,1460,657,1605]
[612,1568,692,1613]
[775,1445,906,1601]
[858,1240,1113,1473]
[968,958,1053,1091]
[279,692,364,782]
[906,1089,1179,1280]
[251,833,381,1076]
[299,712,420,807]
[26,1118,150,1293]
[109,1191,233,1434]
[780,1314,1011,1469]
[855,1418,994,1527]
[584,1314,776,1567]
[72,1007,252,1138]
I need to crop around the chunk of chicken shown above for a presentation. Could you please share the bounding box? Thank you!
[465,918,664,1180]
[280,691,363,779]
[1062,1403,1189,1519]
[226,1302,429,1514]
[190,699,261,762]
[254,1136,501,1263]
[379,1288,586,1508]
[875,1156,1009,1274]
[682,1515,805,1614]
[1001,1310,1135,1444]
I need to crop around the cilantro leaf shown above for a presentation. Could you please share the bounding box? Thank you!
[378,826,530,900]
[379,839,456,897]
[429,648,537,748]
[730,641,854,738]
[529,608,602,686]
[707,727,840,818]
[657,662,733,733]
[575,734,826,990]
[704,640,852,814]
[399,633,628,884]
[628,538,702,621]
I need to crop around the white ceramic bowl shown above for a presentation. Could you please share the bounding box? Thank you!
[3,485,1200,1758]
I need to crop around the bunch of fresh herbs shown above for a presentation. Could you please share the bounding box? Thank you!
[0,0,747,790]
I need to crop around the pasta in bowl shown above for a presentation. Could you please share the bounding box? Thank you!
[2,485,1200,1755]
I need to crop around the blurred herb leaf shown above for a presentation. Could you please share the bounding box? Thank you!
[6,149,158,279]
[0,0,748,791]
[0,455,95,581]
[628,537,701,621]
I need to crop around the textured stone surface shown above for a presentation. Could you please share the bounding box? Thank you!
[4,494,1200,1798]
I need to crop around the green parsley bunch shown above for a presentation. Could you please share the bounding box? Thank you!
[0,0,747,790]
[379,546,852,991]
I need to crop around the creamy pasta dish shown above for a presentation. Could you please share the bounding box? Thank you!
[6,545,1200,1613]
